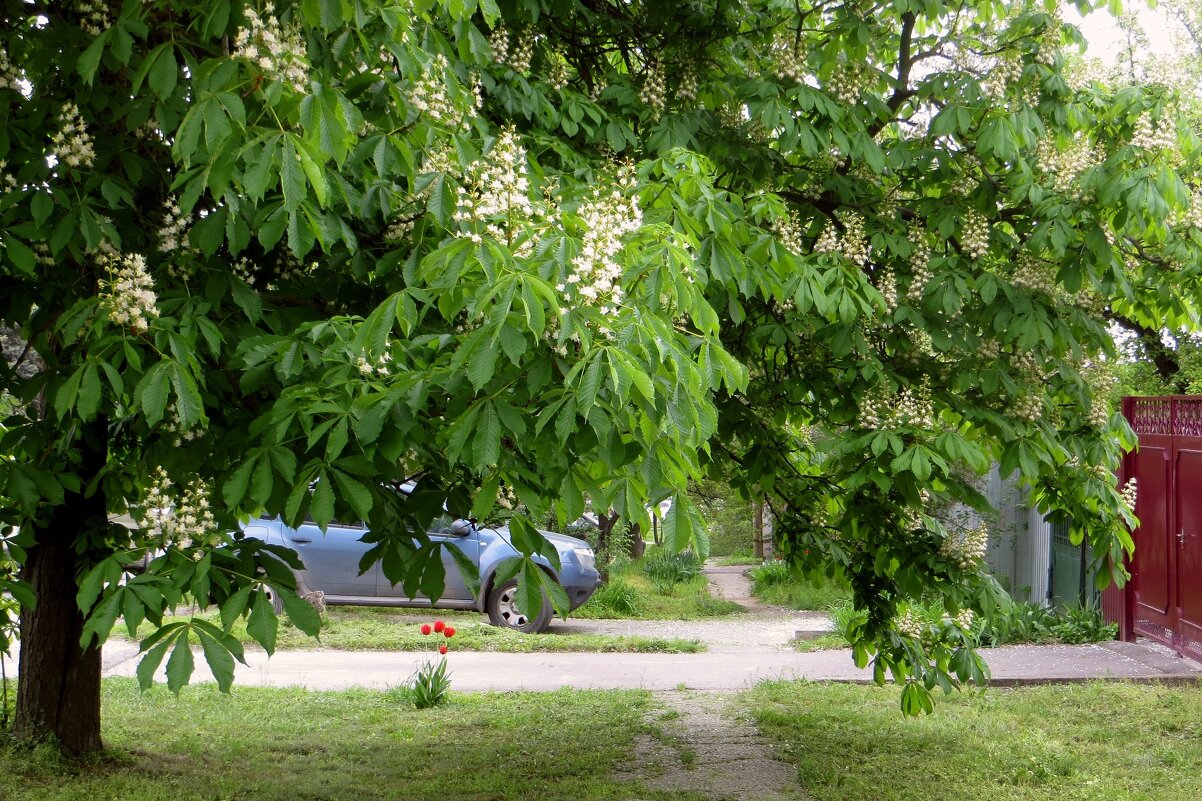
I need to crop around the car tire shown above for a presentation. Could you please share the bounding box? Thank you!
[263,585,285,615]
[486,578,553,633]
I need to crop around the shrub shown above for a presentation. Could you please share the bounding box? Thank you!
[642,549,701,593]
[587,579,641,616]
[748,560,791,587]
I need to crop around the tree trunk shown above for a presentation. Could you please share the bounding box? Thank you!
[626,523,645,560]
[753,500,765,559]
[14,432,108,754]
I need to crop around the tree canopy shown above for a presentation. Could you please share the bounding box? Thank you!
[3,0,1200,749]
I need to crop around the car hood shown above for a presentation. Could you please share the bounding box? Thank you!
[487,525,592,553]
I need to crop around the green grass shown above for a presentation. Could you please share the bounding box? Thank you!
[113,606,704,653]
[748,680,1202,801]
[573,567,743,620]
[713,556,763,567]
[0,679,710,801]
[747,562,852,610]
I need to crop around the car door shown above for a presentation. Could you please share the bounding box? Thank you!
[376,514,480,602]
[280,519,378,597]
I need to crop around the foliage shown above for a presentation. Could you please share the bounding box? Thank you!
[584,578,642,617]
[807,598,1116,652]
[575,563,742,620]
[410,656,451,709]
[748,560,852,609]
[2,0,1198,729]
[751,680,1202,801]
[689,479,756,557]
[0,680,674,801]
[641,548,702,594]
[976,600,1117,646]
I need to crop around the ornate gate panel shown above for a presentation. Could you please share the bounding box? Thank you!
[1123,396,1202,661]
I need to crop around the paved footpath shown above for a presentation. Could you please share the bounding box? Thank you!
[93,561,1202,691]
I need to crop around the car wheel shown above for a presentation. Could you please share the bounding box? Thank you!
[263,585,285,615]
[486,578,553,633]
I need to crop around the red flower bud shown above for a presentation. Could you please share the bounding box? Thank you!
[444,627,456,638]
[439,644,448,655]
[420,624,432,635]
[433,620,446,633]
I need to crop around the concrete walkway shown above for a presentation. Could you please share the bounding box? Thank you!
[96,637,1202,691]
[15,561,1202,691]
[91,561,1202,691]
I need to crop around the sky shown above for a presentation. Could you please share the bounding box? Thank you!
[1068,3,1180,61]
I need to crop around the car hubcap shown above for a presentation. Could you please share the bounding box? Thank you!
[498,587,529,628]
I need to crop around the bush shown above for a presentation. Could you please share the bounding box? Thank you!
[977,601,1117,647]
[747,560,790,587]
[587,579,641,616]
[642,549,702,593]
[748,561,852,610]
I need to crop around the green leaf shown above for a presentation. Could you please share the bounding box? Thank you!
[165,629,195,695]
[77,28,112,84]
[279,586,322,636]
[148,44,178,98]
[310,473,335,528]
[196,628,236,692]
[136,638,173,691]
[247,590,279,655]
[280,138,306,211]
[138,362,171,426]
[473,403,501,468]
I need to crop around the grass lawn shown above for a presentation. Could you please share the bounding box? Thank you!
[747,563,852,610]
[749,680,1202,801]
[0,679,708,801]
[113,606,704,653]
[573,568,743,620]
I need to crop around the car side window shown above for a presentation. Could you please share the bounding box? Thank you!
[427,514,454,535]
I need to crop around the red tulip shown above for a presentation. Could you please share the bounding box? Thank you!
[439,644,448,655]
[444,627,456,638]
[420,624,432,635]
[433,620,446,633]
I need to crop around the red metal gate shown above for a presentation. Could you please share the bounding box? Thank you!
[1121,396,1202,660]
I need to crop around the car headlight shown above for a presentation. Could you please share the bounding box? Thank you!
[571,547,596,571]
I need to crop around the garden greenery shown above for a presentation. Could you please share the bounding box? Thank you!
[2,0,1200,748]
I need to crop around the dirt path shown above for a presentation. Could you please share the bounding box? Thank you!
[620,690,810,801]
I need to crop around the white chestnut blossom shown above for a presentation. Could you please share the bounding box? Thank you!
[0,46,22,93]
[770,211,805,257]
[878,267,898,313]
[99,252,159,333]
[1119,477,1138,511]
[907,227,932,302]
[234,3,310,93]
[825,64,862,105]
[453,128,535,251]
[409,54,479,127]
[1011,254,1057,295]
[77,0,112,37]
[640,61,666,115]
[158,198,192,253]
[1130,111,1178,154]
[895,609,922,639]
[162,405,206,447]
[960,210,990,260]
[676,66,699,103]
[561,165,642,315]
[546,50,570,91]
[857,379,935,429]
[51,103,95,170]
[489,24,510,64]
[1036,136,1101,196]
[940,523,988,570]
[1010,392,1044,424]
[770,30,807,84]
[140,467,218,550]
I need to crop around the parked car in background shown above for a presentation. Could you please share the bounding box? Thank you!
[246,514,599,633]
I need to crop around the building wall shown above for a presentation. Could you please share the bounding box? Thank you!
[982,466,1051,604]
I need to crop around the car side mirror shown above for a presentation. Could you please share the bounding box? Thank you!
[448,519,474,537]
